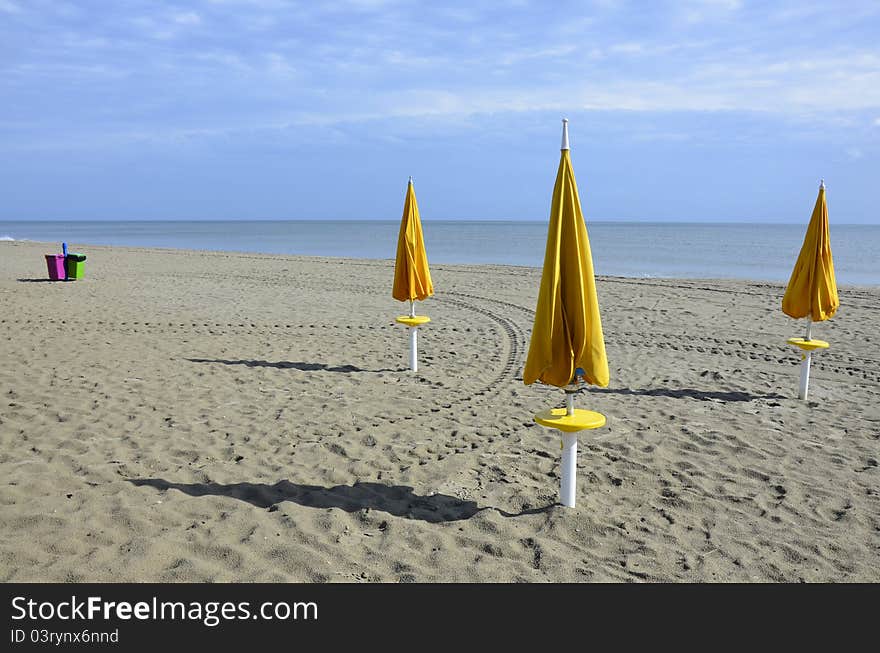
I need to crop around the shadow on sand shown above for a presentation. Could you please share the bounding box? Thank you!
[185,358,399,374]
[129,478,552,524]
[593,387,784,402]
[17,278,62,283]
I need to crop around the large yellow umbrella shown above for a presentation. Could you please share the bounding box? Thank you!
[783,180,839,399]
[392,177,433,372]
[524,119,609,508]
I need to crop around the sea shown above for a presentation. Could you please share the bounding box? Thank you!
[1,220,877,286]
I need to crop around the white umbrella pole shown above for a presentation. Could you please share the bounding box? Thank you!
[409,327,418,372]
[560,434,577,507]
[560,392,577,508]
[408,300,418,372]
[799,319,812,400]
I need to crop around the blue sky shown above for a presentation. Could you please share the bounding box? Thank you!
[1,0,878,222]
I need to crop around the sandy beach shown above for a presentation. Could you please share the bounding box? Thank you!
[1,239,878,582]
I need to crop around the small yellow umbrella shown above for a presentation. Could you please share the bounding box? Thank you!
[783,180,839,399]
[524,119,609,508]
[392,177,433,372]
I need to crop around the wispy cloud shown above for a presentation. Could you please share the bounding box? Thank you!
[172,11,201,26]
[2,1,879,137]
[846,147,863,159]
[608,42,645,55]
[129,8,205,41]
[494,44,577,67]
[679,0,743,24]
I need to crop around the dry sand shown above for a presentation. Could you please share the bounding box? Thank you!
[1,239,878,582]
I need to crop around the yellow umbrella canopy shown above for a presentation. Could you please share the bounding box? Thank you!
[782,182,839,322]
[392,177,434,302]
[524,120,609,389]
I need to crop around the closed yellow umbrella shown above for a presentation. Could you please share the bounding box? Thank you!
[525,119,609,508]
[783,181,839,321]
[524,126,609,389]
[783,180,839,399]
[393,177,434,303]
[393,177,433,372]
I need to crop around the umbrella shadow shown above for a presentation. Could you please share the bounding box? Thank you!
[185,358,399,373]
[17,278,61,283]
[128,478,553,523]
[593,387,785,402]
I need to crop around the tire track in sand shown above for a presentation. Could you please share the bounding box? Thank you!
[433,291,533,401]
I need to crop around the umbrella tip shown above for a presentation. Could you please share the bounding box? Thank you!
[409,176,413,185]
[561,118,570,151]
[819,178,825,190]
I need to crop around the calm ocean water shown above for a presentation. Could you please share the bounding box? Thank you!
[1,220,878,285]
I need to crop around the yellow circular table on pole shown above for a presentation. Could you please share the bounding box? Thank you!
[534,404,605,508]
[395,315,430,327]
[786,337,829,351]
[786,337,829,400]
[534,408,606,432]
[396,315,430,372]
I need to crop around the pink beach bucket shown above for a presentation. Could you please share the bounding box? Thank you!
[45,254,66,280]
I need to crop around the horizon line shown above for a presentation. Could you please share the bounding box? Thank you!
[1,218,876,226]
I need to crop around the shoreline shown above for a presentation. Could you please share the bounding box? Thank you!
[3,239,878,290]
[1,240,878,582]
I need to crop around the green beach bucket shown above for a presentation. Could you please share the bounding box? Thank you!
[65,253,86,280]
